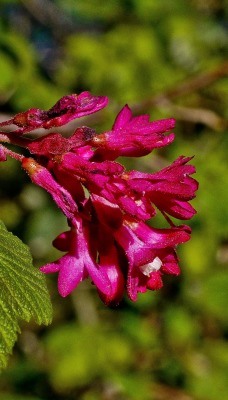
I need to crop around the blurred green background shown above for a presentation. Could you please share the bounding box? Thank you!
[0,1,228,399]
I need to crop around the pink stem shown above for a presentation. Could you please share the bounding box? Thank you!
[0,119,14,127]
[3,145,24,162]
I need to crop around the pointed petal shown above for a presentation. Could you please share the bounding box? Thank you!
[112,105,132,130]
[57,255,86,297]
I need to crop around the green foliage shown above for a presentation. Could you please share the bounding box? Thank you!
[0,31,63,110]
[0,221,52,370]
[44,323,133,391]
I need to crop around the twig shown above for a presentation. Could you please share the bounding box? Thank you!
[154,98,226,131]
[132,61,228,113]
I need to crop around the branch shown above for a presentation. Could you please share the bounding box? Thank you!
[132,61,228,112]
[154,99,226,131]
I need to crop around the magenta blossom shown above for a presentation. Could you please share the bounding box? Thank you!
[114,216,191,300]
[91,105,175,160]
[41,216,125,306]
[40,221,113,300]
[1,91,198,305]
[123,156,198,220]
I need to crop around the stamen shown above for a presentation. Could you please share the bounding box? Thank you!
[139,257,162,277]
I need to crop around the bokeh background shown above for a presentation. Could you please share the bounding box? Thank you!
[0,1,228,399]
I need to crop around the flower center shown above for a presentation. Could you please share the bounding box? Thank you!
[139,257,162,277]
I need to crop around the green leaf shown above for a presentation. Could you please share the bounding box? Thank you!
[0,220,52,370]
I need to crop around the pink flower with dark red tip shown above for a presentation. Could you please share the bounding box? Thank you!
[2,92,108,135]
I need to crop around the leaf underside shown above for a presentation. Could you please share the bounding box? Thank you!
[0,220,52,370]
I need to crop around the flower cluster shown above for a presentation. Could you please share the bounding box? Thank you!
[0,92,198,305]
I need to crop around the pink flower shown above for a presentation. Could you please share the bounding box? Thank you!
[41,217,125,306]
[1,92,198,305]
[123,156,198,220]
[114,216,191,300]
[91,105,175,160]
[40,222,110,296]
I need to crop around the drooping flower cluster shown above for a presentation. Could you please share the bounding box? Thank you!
[0,92,198,305]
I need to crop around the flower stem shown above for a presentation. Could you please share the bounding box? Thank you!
[3,146,24,162]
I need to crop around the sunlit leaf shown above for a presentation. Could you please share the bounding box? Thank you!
[0,220,52,370]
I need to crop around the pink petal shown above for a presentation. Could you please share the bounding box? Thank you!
[146,272,163,290]
[98,246,125,306]
[91,194,123,230]
[40,263,60,273]
[57,255,86,297]
[52,231,71,252]
[112,105,132,129]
